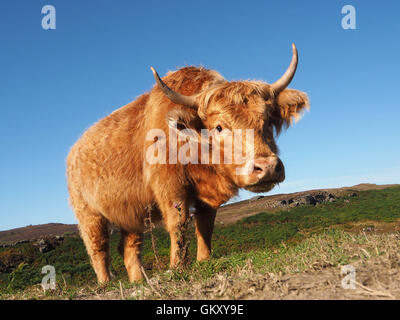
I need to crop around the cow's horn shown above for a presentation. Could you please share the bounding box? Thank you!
[150,67,198,109]
[270,43,298,95]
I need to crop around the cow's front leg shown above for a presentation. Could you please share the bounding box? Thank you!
[159,200,190,268]
[119,230,143,282]
[194,202,216,261]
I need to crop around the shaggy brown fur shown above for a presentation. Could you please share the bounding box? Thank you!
[66,66,309,283]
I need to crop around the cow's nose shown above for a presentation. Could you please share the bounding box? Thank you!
[252,157,284,180]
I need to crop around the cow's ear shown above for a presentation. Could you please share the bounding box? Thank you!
[271,89,309,135]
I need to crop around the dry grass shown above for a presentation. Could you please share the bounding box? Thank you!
[3,229,399,300]
[2,186,400,300]
[83,230,400,300]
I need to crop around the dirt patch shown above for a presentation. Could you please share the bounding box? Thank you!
[240,257,400,300]
[344,220,400,235]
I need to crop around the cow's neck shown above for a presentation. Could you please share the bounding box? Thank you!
[187,164,238,209]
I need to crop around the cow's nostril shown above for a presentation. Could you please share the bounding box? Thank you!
[254,166,263,172]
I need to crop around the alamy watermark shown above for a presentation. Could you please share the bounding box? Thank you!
[41,5,56,30]
[341,5,356,30]
[41,265,56,290]
[145,121,256,176]
[341,264,356,290]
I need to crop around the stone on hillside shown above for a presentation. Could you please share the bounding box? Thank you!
[314,193,327,203]
[34,237,63,254]
[305,195,317,206]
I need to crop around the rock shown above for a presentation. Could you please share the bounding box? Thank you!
[249,195,265,202]
[14,240,29,245]
[37,239,51,253]
[34,237,63,254]
[314,193,327,203]
[305,195,317,206]
[264,191,341,210]
[363,226,374,232]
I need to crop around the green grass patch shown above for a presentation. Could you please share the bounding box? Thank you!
[1,186,400,295]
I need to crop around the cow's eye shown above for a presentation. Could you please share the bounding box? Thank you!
[216,125,223,132]
[176,122,186,131]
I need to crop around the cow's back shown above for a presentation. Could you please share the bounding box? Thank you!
[66,93,153,231]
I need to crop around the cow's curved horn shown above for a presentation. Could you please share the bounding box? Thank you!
[150,67,198,109]
[270,43,298,95]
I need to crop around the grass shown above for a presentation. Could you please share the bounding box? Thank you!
[1,186,400,299]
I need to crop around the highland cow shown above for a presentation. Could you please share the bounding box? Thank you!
[66,44,309,283]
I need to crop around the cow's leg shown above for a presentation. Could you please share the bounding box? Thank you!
[158,200,189,268]
[75,207,111,283]
[194,203,217,261]
[119,230,143,282]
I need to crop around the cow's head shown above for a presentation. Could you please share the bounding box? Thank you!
[151,44,309,193]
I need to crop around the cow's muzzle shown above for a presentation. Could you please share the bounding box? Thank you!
[243,156,285,192]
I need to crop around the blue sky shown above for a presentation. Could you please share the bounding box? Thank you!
[1,0,399,230]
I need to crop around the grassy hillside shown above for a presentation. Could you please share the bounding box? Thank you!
[1,186,400,299]
[0,224,78,245]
